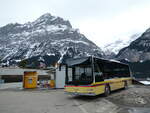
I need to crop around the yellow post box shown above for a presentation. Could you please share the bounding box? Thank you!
[23,71,38,89]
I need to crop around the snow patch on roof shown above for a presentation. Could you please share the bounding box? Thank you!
[109,59,121,63]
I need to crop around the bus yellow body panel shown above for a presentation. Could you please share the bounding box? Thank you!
[65,77,132,96]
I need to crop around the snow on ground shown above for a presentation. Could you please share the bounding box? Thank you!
[139,81,150,85]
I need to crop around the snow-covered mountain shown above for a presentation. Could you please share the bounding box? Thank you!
[0,13,104,66]
[116,28,150,62]
[103,33,141,55]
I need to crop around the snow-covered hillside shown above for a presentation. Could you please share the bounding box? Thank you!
[103,34,141,55]
[116,28,150,62]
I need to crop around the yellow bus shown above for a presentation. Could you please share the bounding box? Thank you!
[64,56,132,96]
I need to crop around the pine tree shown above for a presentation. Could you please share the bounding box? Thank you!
[18,60,27,68]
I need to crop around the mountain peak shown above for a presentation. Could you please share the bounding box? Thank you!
[33,13,54,25]
[0,13,103,66]
[36,13,53,22]
[39,13,52,18]
[33,13,72,28]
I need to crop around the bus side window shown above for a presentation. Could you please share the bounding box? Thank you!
[95,72,104,82]
[94,63,104,82]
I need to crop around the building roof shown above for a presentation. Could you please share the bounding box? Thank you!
[0,68,49,76]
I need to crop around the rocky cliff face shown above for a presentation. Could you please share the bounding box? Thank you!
[116,28,150,62]
[0,13,104,66]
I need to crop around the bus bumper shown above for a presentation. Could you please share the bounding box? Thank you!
[64,86,97,96]
[65,91,96,96]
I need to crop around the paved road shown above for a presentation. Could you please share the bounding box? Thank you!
[0,89,80,113]
[0,84,150,113]
[0,88,121,113]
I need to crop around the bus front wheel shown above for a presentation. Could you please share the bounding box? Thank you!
[104,85,110,96]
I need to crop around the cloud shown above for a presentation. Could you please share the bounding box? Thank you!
[0,0,150,48]
[75,2,150,47]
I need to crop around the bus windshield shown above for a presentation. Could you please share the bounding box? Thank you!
[66,64,93,85]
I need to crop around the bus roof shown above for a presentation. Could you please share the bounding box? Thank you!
[65,56,128,67]
[65,57,90,66]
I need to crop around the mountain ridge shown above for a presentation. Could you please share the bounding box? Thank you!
[0,13,104,67]
[116,28,150,62]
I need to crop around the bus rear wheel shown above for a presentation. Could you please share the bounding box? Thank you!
[104,85,110,96]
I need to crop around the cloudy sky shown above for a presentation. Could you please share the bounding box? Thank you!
[1,0,150,47]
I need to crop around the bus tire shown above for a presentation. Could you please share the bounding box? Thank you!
[124,81,128,89]
[104,85,110,96]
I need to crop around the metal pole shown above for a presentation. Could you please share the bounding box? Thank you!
[91,56,95,83]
